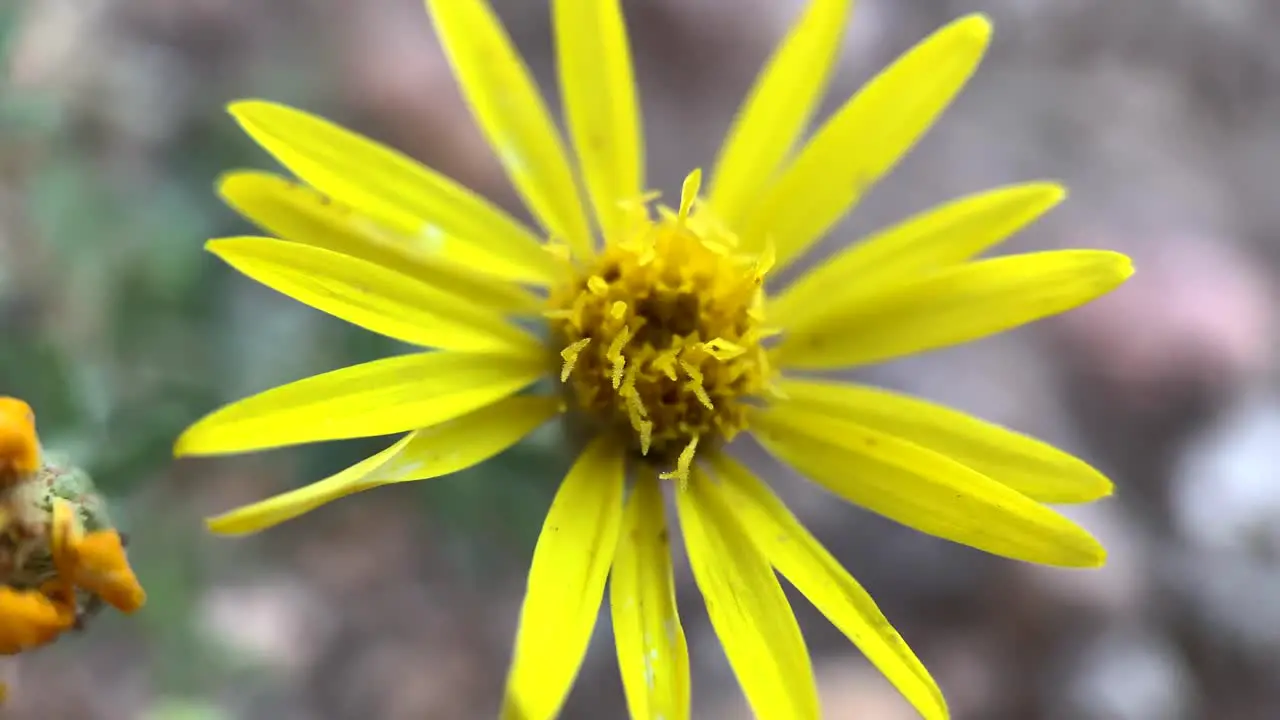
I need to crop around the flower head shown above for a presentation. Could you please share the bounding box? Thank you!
[0,397,145,701]
[550,170,777,479]
[178,1,1132,718]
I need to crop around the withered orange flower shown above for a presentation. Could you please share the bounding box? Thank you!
[0,397,145,700]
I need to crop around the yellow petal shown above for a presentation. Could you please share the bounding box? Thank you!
[208,237,542,354]
[711,454,946,720]
[503,435,626,720]
[708,0,854,227]
[175,351,544,456]
[775,250,1134,370]
[773,182,1066,327]
[220,172,545,312]
[776,379,1112,503]
[751,406,1107,567]
[205,395,560,535]
[739,14,991,267]
[227,101,563,285]
[554,0,643,242]
[610,469,690,720]
[425,0,594,259]
[676,466,820,720]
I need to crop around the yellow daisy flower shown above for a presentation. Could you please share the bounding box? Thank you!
[178,1,1132,718]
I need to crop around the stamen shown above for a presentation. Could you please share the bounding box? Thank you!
[652,350,679,381]
[679,360,714,411]
[700,338,746,361]
[619,362,655,455]
[618,190,662,211]
[678,169,702,221]
[620,360,642,404]
[607,325,633,388]
[637,420,654,456]
[754,237,777,282]
[701,238,734,256]
[560,338,591,382]
[658,435,699,488]
[632,228,658,266]
[546,171,774,468]
[544,239,573,262]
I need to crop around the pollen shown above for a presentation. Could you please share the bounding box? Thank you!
[547,170,777,482]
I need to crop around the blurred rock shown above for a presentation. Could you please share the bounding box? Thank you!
[199,578,333,678]
[7,0,247,151]
[304,582,507,720]
[1167,396,1280,668]
[1163,547,1280,666]
[1046,624,1196,720]
[1051,232,1274,536]
[925,630,1008,719]
[1054,233,1274,407]
[144,696,233,720]
[702,654,921,720]
[1018,501,1149,619]
[1172,395,1280,555]
[333,0,511,202]
[2,646,151,719]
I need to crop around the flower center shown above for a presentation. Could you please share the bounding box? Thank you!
[547,171,777,483]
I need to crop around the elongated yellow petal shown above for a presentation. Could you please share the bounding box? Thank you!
[776,379,1112,503]
[205,395,560,535]
[773,182,1066,326]
[708,0,854,226]
[503,436,625,720]
[227,101,563,285]
[677,466,820,720]
[739,14,991,267]
[610,470,690,720]
[775,250,1134,370]
[711,454,946,720]
[219,172,544,313]
[208,237,542,354]
[425,0,593,259]
[554,0,642,242]
[175,351,544,456]
[751,406,1107,567]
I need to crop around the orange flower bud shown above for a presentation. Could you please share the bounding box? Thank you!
[0,398,39,484]
[0,582,76,655]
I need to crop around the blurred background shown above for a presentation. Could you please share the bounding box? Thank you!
[2,0,1279,717]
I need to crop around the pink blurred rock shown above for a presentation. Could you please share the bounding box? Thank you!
[6,0,106,94]
[1052,232,1275,402]
[199,579,333,677]
[813,657,927,720]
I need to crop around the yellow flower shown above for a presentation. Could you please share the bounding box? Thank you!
[178,1,1131,718]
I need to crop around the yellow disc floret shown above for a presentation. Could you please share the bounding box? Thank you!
[547,170,778,484]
